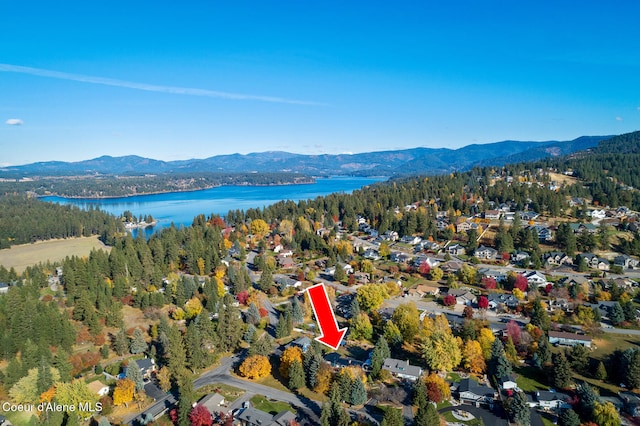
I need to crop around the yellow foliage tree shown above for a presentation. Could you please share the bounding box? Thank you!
[156,366,171,392]
[477,327,495,360]
[223,238,233,250]
[279,219,294,238]
[185,297,203,319]
[513,288,525,300]
[462,340,486,374]
[215,265,226,279]
[279,346,303,379]
[171,307,185,320]
[197,257,206,275]
[239,355,272,380]
[314,363,334,394]
[424,372,451,400]
[250,219,270,237]
[215,277,225,298]
[113,378,135,406]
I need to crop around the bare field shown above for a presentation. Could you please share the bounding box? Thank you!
[0,236,110,273]
[548,172,579,186]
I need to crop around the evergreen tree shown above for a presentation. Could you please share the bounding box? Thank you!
[291,297,304,324]
[575,382,600,419]
[370,336,391,379]
[130,328,148,355]
[36,357,53,396]
[288,360,305,390]
[506,391,530,426]
[609,302,625,325]
[594,361,608,381]
[217,294,244,352]
[246,303,261,325]
[558,408,580,426]
[349,297,361,319]
[126,360,145,393]
[248,335,273,357]
[53,349,72,383]
[258,268,274,292]
[349,379,367,406]
[530,298,550,331]
[567,344,589,375]
[487,339,512,384]
[552,352,572,389]
[303,344,322,389]
[535,338,552,367]
[380,407,403,426]
[275,314,288,339]
[113,328,128,356]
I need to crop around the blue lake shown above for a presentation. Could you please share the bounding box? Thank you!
[41,176,386,233]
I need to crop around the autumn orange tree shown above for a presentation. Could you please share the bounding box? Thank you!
[279,346,303,379]
[113,378,135,406]
[239,355,272,380]
[462,340,486,374]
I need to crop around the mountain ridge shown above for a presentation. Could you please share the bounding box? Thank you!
[0,135,612,178]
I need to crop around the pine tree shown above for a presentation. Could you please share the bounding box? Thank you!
[130,328,148,355]
[113,328,128,356]
[487,339,512,384]
[380,407,403,426]
[506,391,530,426]
[567,344,588,375]
[275,314,288,339]
[530,298,550,331]
[535,338,552,367]
[246,303,261,325]
[125,360,145,393]
[36,357,53,395]
[303,344,322,389]
[594,361,607,381]
[609,302,625,326]
[552,352,572,389]
[288,359,305,390]
[291,297,304,324]
[558,408,580,426]
[258,268,274,292]
[349,379,367,406]
[370,336,390,379]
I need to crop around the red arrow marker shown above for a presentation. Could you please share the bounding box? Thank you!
[306,283,348,350]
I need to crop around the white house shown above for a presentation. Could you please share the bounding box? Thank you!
[523,271,547,287]
[382,358,423,381]
[536,391,571,411]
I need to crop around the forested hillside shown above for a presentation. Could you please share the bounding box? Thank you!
[0,196,123,248]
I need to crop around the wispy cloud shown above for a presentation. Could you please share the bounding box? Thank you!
[0,63,323,106]
[616,116,623,121]
[5,118,23,125]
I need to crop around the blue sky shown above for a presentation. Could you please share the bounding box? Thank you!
[1,1,640,166]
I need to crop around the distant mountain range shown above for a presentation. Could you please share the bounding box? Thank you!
[0,135,611,178]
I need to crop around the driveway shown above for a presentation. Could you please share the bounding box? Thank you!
[439,404,509,426]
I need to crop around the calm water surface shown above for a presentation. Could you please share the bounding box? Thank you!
[42,177,386,233]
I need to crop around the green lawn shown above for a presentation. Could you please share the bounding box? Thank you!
[441,410,484,425]
[197,383,245,402]
[250,395,295,414]
[515,366,548,392]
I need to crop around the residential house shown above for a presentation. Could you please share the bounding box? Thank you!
[614,254,639,270]
[527,225,553,242]
[519,211,540,221]
[324,352,365,369]
[579,253,610,271]
[236,407,296,426]
[446,244,465,256]
[287,336,312,353]
[499,375,518,391]
[523,271,547,287]
[535,391,571,411]
[363,248,381,260]
[418,240,440,252]
[276,255,296,269]
[484,210,502,220]
[544,252,573,267]
[548,331,592,348]
[274,275,302,289]
[590,301,620,320]
[137,358,156,378]
[513,252,530,264]
[456,378,496,405]
[390,252,412,263]
[474,245,498,260]
[413,256,440,269]
[440,260,464,273]
[199,392,226,415]
[87,381,110,397]
[570,223,597,234]
[408,284,440,298]
[456,220,473,233]
[400,235,422,245]
[0,282,8,294]
[478,268,507,283]
[382,230,399,241]
[447,289,477,306]
[487,293,519,310]
[589,209,607,219]
[382,358,423,381]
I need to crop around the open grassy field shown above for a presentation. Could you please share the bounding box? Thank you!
[548,172,579,186]
[0,236,110,273]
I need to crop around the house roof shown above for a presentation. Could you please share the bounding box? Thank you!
[536,391,569,402]
[272,411,297,426]
[236,407,274,425]
[137,358,155,371]
[199,393,226,412]
[382,358,422,378]
[86,381,109,395]
[548,331,591,342]
[457,378,494,397]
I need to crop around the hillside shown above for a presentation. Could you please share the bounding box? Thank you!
[0,135,610,178]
